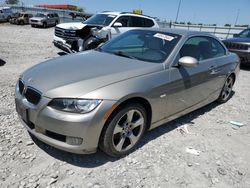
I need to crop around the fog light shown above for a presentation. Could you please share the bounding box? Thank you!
[66,136,83,145]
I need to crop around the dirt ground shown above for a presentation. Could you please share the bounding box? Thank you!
[0,24,250,188]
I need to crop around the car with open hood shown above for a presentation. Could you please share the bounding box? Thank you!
[15,28,239,157]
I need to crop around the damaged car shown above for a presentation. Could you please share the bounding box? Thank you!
[10,13,33,25]
[53,11,159,53]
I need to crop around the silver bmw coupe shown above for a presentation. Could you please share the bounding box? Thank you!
[15,29,240,157]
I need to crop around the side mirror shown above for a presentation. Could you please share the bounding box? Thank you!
[233,33,239,37]
[113,22,122,27]
[179,56,198,68]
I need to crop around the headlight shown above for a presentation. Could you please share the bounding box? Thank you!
[49,98,102,113]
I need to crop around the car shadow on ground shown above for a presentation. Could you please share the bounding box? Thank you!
[31,92,234,168]
[0,59,6,66]
[240,64,250,70]
[57,52,68,56]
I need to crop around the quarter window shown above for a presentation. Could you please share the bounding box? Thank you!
[144,18,154,27]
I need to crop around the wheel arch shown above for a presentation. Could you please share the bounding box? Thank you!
[98,96,152,146]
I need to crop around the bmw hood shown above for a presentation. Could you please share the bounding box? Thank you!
[21,51,161,98]
[56,22,86,30]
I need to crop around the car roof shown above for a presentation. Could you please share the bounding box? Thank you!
[99,11,154,19]
[136,27,217,38]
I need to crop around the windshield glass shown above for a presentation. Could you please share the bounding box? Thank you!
[238,29,250,38]
[35,13,45,17]
[84,14,116,26]
[99,30,181,63]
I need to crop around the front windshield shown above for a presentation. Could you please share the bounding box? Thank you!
[84,14,116,26]
[99,30,181,63]
[238,29,250,38]
[35,13,45,17]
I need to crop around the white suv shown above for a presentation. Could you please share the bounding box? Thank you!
[0,7,12,22]
[53,11,159,53]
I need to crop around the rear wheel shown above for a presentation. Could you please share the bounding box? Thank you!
[217,75,235,103]
[100,103,147,157]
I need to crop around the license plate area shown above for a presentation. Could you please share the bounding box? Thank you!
[15,99,28,123]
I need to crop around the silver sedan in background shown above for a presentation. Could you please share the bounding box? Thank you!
[15,28,240,157]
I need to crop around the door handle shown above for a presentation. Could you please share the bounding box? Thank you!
[209,66,221,74]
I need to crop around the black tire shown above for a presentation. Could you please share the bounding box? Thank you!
[83,37,101,50]
[7,16,11,22]
[99,103,147,157]
[217,75,235,103]
[43,22,47,28]
[55,21,58,26]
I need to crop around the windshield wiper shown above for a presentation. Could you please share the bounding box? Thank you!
[113,51,137,60]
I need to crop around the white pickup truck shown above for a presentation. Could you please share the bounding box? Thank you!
[53,11,159,53]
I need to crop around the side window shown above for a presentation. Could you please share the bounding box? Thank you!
[180,36,225,61]
[115,16,129,27]
[180,37,206,60]
[130,16,144,27]
[239,29,250,38]
[24,14,28,18]
[144,18,154,27]
[209,38,226,58]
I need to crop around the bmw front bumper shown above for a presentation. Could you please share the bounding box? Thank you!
[15,82,117,154]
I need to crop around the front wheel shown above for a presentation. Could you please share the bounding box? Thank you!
[43,22,47,28]
[217,75,235,103]
[99,103,147,157]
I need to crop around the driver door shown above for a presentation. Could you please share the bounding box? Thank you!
[164,36,219,117]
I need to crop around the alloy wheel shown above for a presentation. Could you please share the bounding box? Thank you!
[112,109,145,152]
[221,76,234,101]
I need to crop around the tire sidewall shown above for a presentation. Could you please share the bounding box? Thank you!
[100,103,147,157]
[218,75,234,103]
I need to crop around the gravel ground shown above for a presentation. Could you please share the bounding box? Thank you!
[0,24,250,188]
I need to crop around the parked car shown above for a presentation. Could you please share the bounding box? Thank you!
[223,28,250,65]
[9,12,21,24]
[10,13,33,25]
[15,29,239,157]
[53,11,159,53]
[0,7,12,22]
[29,13,59,28]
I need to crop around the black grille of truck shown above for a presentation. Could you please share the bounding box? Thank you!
[55,27,77,39]
[224,42,249,50]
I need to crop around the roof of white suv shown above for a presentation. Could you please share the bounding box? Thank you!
[100,11,155,19]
